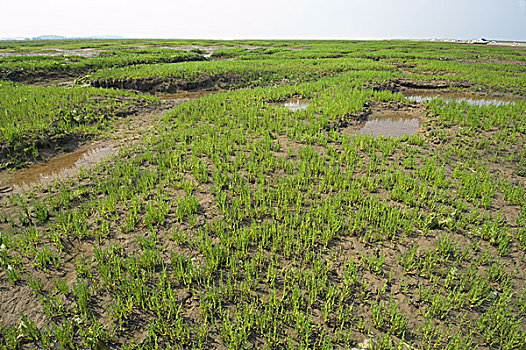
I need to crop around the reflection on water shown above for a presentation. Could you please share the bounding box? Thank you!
[402,90,518,107]
[274,99,311,112]
[1,144,114,193]
[357,114,422,137]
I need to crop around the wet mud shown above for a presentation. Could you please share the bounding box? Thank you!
[0,144,114,195]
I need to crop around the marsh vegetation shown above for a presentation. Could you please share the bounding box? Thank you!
[0,39,525,349]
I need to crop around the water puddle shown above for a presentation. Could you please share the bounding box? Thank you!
[357,113,422,137]
[0,144,114,194]
[274,99,312,112]
[402,90,518,107]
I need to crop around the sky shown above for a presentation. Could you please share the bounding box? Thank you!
[1,0,525,41]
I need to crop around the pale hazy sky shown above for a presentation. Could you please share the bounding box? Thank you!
[1,0,525,41]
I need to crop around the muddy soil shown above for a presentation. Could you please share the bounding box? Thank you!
[376,77,525,102]
[371,79,461,95]
[0,99,423,330]
[0,50,524,347]
[0,94,210,331]
[0,90,524,350]
[0,134,84,172]
[0,143,114,192]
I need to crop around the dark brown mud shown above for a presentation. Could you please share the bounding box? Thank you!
[0,134,83,172]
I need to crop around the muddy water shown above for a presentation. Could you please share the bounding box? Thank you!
[342,106,423,138]
[0,144,114,194]
[402,90,518,106]
[357,114,422,137]
[274,99,312,112]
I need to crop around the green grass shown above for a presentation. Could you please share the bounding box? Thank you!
[85,57,394,91]
[0,50,205,82]
[0,81,156,166]
[0,39,525,350]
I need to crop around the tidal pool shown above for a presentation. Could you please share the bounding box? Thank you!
[357,114,422,137]
[1,144,114,194]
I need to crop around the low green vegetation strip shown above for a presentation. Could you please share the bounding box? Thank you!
[2,39,524,96]
[0,81,156,168]
[0,63,525,349]
[81,44,526,96]
[86,58,395,92]
[0,50,205,82]
[408,59,526,95]
[0,38,296,53]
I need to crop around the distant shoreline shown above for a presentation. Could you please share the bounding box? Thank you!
[1,37,525,46]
